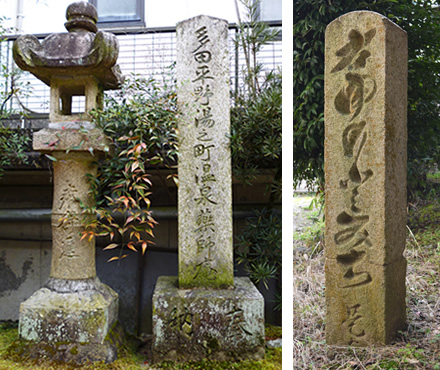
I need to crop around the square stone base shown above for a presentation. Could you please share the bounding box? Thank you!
[17,277,121,364]
[152,276,265,363]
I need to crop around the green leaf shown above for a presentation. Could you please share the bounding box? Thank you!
[45,154,57,162]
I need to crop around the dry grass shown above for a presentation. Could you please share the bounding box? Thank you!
[293,221,440,369]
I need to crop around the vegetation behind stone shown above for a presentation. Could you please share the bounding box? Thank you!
[294,0,440,197]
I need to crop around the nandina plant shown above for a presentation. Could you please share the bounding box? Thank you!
[80,73,178,260]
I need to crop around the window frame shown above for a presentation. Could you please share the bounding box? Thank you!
[89,0,145,28]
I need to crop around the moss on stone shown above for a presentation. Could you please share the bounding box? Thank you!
[104,321,125,352]
[152,276,265,363]
[178,262,234,289]
[69,345,78,355]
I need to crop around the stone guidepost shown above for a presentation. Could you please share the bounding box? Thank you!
[151,15,265,362]
[12,2,123,364]
[176,14,233,290]
[324,11,408,345]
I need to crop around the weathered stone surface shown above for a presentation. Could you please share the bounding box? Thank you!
[36,151,97,280]
[10,338,121,365]
[176,15,233,289]
[324,11,407,345]
[13,2,122,363]
[325,257,407,345]
[152,15,265,363]
[12,30,122,93]
[19,278,118,343]
[33,126,110,153]
[17,278,121,364]
[13,1,123,122]
[49,76,105,122]
[12,2,121,89]
[65,1,98,33]
[152,276,265,362]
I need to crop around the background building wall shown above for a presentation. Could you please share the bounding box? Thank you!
[0,164,281,333]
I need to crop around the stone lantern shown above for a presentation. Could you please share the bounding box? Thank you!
[12,1,124,364]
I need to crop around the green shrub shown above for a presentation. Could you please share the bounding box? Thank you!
[0,126,31,176]
[294,0,440,195]
[235,208,281,290]
[81,73,178,259]
[231,1,282,308]
[231,0,281,204]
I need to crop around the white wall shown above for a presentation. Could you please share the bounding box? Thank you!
[1,0,71,34]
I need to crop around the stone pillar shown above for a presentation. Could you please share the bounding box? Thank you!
[152,15,265,362]
[32,131,108,280]
[51,153,96,279]
[13,2,123,364]
[324,11,407,345]
[176,15,233,289]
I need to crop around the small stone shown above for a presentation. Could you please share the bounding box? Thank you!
[266,339,282,348]
[18,278,120,363]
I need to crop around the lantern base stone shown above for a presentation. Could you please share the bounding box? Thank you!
[16,277,121,364]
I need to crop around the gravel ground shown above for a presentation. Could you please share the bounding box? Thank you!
[292,193,315,232]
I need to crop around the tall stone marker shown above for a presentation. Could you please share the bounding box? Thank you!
[176,15,233,290]
[13,2,123,364]
[325,11,407,345]
[152,15,265,362]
